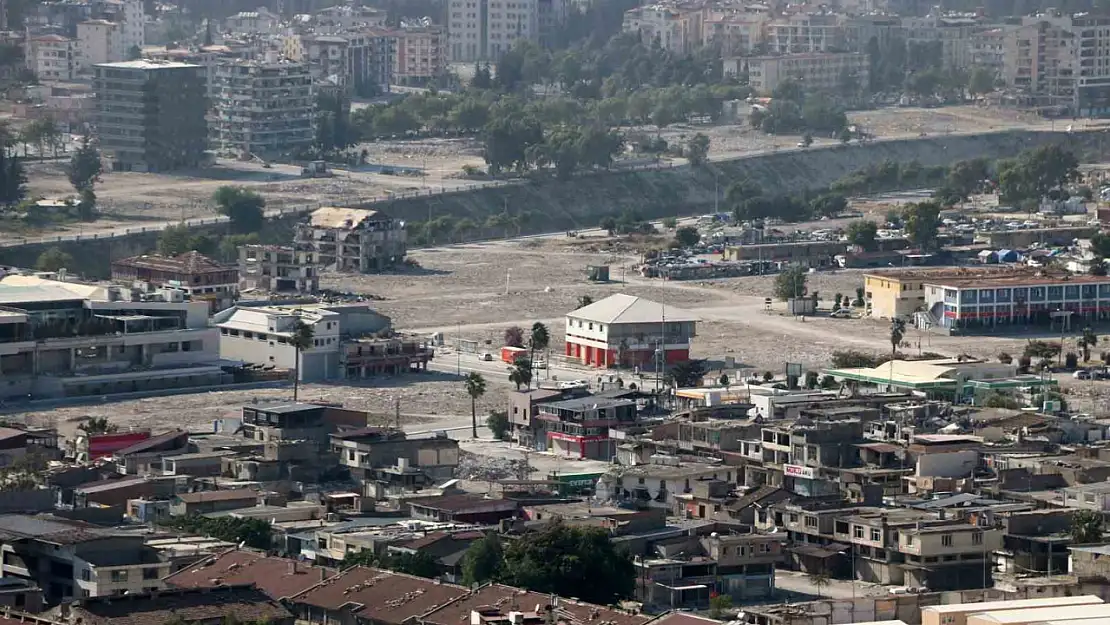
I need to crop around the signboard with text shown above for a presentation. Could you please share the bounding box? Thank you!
[784,464,815,479]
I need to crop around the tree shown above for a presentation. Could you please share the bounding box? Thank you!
[577,295,594,309]
[35,247,73,272]
[464,372,487,438]
[708,593,733,619]
[804,370,819,389]
[487,410,510,440]
[998,146,1079,205]
[1079,327,1099,362]
[774,264,808,301]
[685,133,710,166]
[509,358,533,390]
[902,201,941,250]
[461,532,504,585]
[810,193,848,219]
[500,520,634,604]
[1066,351,1079,369]
[1073,510,1104,544]
[67,132,102,195]
[504,326,525,348]
[890,318,906,365]
[529,322,550,387]
[213,186,265,234]
[968,67,996,96]
[0,149,27,206]
[997,352,1013,364]
[846,220,878,251]
[386,551,440,578]
[667,358,707,388]
[831,350,880,368]
[289,319,314,402]
[80,416,116,434]
[809,570,831,598]
[674,226,700,248]
[599,216,617,234]
[718,374,730,388]
[76,188,96,221]
[127,44,141,60]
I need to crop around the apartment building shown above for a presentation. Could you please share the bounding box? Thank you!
[969,26,1011,77]
[764,12,844,54]
[0,274,223,400]
[330,427,458,483]
[28,35,76,82]
[293,206,406,273]
[238,244,319,294]
[223,8,280,34]
[76,20,121,72]
[313,5,387,31]
[733,52,869,96]
[111,251,238,312]
[902,14,979,69]
[1003,11,1110,115]
[622,5,702,54]
[0,514,168,603]
[283,32,393,96]
[94,60,207,172]
[448,0,566,61]
[211,57,314,159]
[214,302,432,381]
[394,26,446,82]
[703,11,767,56]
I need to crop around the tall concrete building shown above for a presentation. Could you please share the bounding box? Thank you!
[447,0,565,62]
[282,31,393,96]
[1003,11,1110,116]
[293,206,406,273]
[622,5,702,54]
[94,60,208,172]
[211,57,314,158]
[76,20,122,73]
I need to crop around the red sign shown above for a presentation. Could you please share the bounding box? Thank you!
[547,432,610,443]
[87,431,150,459]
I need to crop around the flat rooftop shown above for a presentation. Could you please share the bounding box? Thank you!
[865,267,1110,288]
[95,60,202,69]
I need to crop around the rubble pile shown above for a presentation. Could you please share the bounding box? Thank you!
[454,450,529,482]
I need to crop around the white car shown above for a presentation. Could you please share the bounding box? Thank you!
[558,380,589,390]
[830,308,854,319]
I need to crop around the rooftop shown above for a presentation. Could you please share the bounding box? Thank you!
[421,584,650,625]
[289,566,467,624]
[175,489,259,504]
[611,462,725,480]
[568,294,700,324]
[113,251,233,275]
[164,549,335,599]
[408,495,519,514]
[95,59,202,69]
[308,206,388,229]
[0,514,113,545]
[865,267,1110,288]
[65,584,290,625]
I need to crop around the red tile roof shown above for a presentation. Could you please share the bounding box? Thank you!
[66,585,291,625]
[164,549,336,600]
[289,566,467,625]
[646,613,723,625]
[420,584,650,625]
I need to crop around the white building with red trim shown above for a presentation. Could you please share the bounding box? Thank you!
[564,294,699,368]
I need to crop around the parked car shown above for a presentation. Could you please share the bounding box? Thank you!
[830,308,855,319]
[1074,369,1091,380]
[480,352,494,361]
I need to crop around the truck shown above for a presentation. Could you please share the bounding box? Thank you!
[501,346,528,364]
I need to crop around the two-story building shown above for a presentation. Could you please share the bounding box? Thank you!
[531,395,637,459]
[564,294,698,368]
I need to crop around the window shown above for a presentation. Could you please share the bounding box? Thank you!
[789,513,798,523]
[853,526,864,538]
[941,534,953,547]
[870,528,881,542]
[110,570,128,583]
[972,531,983,546]
[805,516,817,528]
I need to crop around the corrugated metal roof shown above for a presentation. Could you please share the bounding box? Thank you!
[568,294,699,324]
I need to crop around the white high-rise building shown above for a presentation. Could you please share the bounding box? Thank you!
[119,0,145,57]
[77,19,123,72]
[448,0,565,62]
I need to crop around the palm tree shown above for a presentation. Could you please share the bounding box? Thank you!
[289,319,315,402]
[529,322,550,388]
[1079,326,1099,362]
[464,372,486,438]
[809,570,831,599]
[509,359,533,390]
[888,318,905,391]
